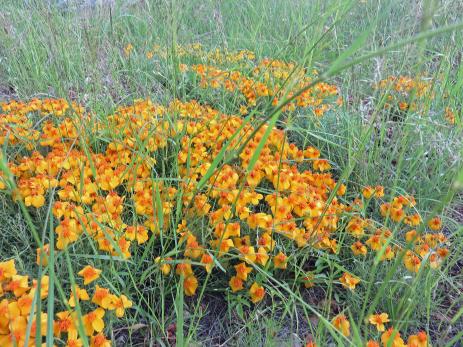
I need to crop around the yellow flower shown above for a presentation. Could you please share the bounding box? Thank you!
[427,216,442,231]
[184,275,198,296]
[407,331,428,347]
[124,43,133,57]
[331,314,350,337]
[0,259,17,282]
[155,257,172,276]
[78,265,101,285]
[339,272,360,290]
[31,275,49,299]
[176,263,193,277]
[83,308,105,336]
[303,272,315,288]
[114,294,133,318]
[25,194,45,208]
[90,332,111,347]
[374,185,385,198]
[66,330,84,347]
[234,262,252,281]
[36,244,50,266]
[54,310,76,336]
[68,286,90,307]
[403,251,421,273]
[200,253,214,273]
[125,225,149,244]
[92,285,116,309]
[362,186,375,199]
[229,276,244,292]
[249,282,265,303]
[368,313,390,332]
[6,275,29,297]
[255,247,269,266]
[273,251,288,269]
[381,327,406,347]
[351,241,367,256]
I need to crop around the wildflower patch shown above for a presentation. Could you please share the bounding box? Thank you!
[0,94,449,345]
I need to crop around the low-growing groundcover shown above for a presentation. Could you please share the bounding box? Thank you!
[0,1,463,346]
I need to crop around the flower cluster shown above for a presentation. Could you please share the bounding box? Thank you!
[374,75,459,125]
[147,43,256,66]
[327,311,430,347]
[0,259,130,346]
[189,61,341,116]
[0,95,449,344]
[143,43,342,117]
[375,76,433,113]
[343,192,449,271]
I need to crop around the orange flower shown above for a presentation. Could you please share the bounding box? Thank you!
[124,43,133,57]
[114,294,133,318]
[54,310,76,336]
[238,245,257,264]
[83,308,105,335]
[351,241,367,256]
[381,327,406,347]
[229,276,244,292]
[374,185,384,198]
[155,257,172,276]
[380,246,395,261]
[427,216,442,231]
[0,316,28,346]
[6,275,29,297]
[31,275,49,299]
[405,230,419,243]
[303,272,315,288]
[184,275,198,296]
[346,217,366,238]
[66,330,84,347]
[407,331,428,347]
[210,238,234,256]
[68,286,90,307]
[337,183,346,196]
[90,332,111,347]
[200,253,214,273]
[249,282,265,303]
[390,208,405,222]
[0,259,17,282]
[273,251,288,269]
[339,272,360,290]
[25,193,45,208]
[362,186,375,199]
[313,159,331,172]
[56,217,80,249]
[125,225,149,244]
[368,313,390,332]
[404,213,421,226]
[176,263,193,277]
[36,244,50,266]
[92,285,115,309]
[366,340,380,347]
[366,234,384,251]
[331,314,350,337]
[17,293,34,316]
[403,251,421,273]
[78,265,101,285]
[257,232,275,251]
[255,247,269,266]
[234,262,253,281]
[29,312,47,337]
